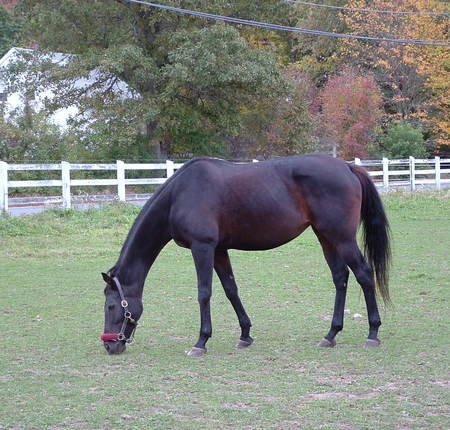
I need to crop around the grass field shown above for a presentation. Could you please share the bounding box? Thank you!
[1,189,449,429]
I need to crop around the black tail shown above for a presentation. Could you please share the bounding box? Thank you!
[349,164,392,304]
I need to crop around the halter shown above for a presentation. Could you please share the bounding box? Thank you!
[100,276,137,343]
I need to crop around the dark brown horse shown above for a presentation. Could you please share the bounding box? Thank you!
[101,154,391,355]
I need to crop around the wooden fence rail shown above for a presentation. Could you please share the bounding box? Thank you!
[1,156,449,211]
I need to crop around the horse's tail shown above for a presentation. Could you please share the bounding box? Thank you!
[349,164,392,305]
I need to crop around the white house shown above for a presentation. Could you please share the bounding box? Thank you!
[0,47,133,128]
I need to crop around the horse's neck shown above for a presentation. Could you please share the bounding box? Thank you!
[114,202,171,288]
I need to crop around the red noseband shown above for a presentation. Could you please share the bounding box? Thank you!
[101,333,118,342]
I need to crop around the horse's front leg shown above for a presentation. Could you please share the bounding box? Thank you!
[214,250,253,349]
[187,242,216,357]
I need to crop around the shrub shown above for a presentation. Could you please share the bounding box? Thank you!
[382,121,427,158]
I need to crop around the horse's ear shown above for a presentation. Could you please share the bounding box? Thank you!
[102,272,114,286]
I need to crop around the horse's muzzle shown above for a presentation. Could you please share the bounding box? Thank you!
[103,340,126,354]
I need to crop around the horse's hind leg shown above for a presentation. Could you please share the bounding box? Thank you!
[314,229,350,347]
[214,250,253,349]
[316,229,382,347]
[343,247,382,347]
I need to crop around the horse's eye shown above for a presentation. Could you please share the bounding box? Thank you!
[108,304,116,311]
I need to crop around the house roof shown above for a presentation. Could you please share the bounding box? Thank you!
[0,47,71,69]
[0,47,134,97]
[0,47,30,68]
[0,46,136,128]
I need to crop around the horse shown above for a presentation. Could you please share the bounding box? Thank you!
[100,154,391,355]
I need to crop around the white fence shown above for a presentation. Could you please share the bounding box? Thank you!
[355,156,450,191]
[0,160,183,211]
[1,156,449,211]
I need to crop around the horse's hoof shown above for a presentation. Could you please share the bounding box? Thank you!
[186,347,207,357]
[364,339,380,348]
[236,338,253,349]
[318,338,336,348]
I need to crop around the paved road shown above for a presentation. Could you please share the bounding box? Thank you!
[6,200,147,217]
[8,206,48,217]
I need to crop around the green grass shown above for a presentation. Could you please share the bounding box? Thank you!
[1,190,450,429]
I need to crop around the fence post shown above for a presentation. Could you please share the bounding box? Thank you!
[382,157,389,188]
[409,156,416,192]
[435,156,441,190]
[166,160,174,178]
[117,160,126,201]
[354,157,361,165]
[0,161,8,211]
[61,161,71,209]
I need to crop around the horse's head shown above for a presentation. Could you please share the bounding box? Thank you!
[101,273,143,354]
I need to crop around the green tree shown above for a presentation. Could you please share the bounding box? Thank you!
[14,0,291,160]
[230,67,319,159]
[156,24,286,157]
[381,121,427,159]
[0,109,80,162]
[290,0,348,81]
[0,4,21,57]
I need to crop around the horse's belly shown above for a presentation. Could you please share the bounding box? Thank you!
[218,221,309,251]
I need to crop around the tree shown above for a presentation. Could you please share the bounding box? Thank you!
[0,3,21,57]
[228,67,319,159]
[290,0,348,81]
[320,68,383,159]
[426,43,450,154]
[417,12,450,154]
[13,0,291,160]
[156,24,286,157]
[340,0,450,151]
[381,121,427,159]
[0,109,81,162]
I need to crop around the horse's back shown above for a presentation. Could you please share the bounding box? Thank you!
[172,154,358,190]
[166,155,362,250]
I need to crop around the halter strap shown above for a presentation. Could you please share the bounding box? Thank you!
[100,276,137,343]
[113,276,130,311]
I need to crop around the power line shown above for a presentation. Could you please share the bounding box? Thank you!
[283,0,450,18]
[124,0,450,47]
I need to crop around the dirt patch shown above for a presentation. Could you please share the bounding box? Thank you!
[307,379,404,401]
[430,379,450,388]
[222,400,258,411]
[306,390,377,400]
